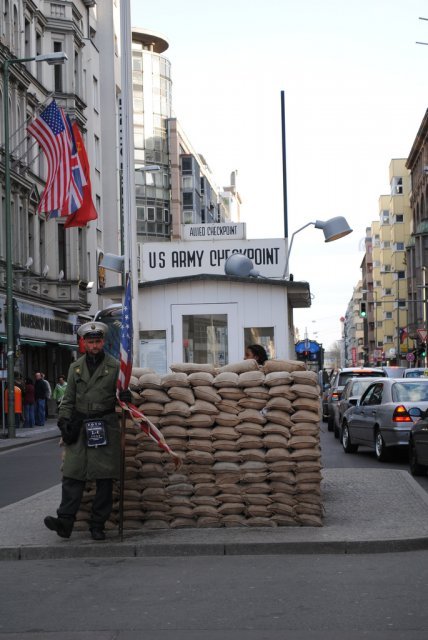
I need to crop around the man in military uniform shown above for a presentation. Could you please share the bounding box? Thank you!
[44,321,130,541]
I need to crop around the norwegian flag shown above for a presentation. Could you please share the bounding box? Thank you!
[27,101,72,217]
[117,274,133,392]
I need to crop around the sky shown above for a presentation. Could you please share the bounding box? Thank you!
[130,0,428,350]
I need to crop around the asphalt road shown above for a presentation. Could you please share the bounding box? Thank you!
[1,552,428,639]
[0,438,62,508]
[319,420,428,493]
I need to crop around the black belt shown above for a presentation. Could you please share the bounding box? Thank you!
[74,408,116,419]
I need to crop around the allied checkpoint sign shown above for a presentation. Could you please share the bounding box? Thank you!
[182,222,246,241]
[141,238,287,282]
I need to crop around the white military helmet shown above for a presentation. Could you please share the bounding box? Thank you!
[77,321,108,339]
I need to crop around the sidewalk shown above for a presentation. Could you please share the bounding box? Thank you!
[0,419,59,451]
[2,468,428,560]
[2,427,428,560]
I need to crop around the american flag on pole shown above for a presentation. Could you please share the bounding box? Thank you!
[27,100,73,217]
[117,273,133,392]
[116,275,180,464]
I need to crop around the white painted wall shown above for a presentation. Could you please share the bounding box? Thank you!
[137,278,290,368]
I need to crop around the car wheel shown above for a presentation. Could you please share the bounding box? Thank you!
[375,430,388,462]
[409,439,427,476]
[342,424,358,453]
[327,414,334,432]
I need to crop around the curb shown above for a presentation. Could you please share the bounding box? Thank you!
[3,535,428,561]
[0,433,59,452]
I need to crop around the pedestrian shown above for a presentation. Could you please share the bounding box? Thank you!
[244,344,268,365]
[44,321,132,541]
[14,374,25,427]
[52,374,67,410]
[23,377,36,428]
[41,372,51,419]
[34,372,47,426]
[4,383,23,431]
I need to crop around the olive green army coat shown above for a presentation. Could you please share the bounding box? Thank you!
[59,353,121,481]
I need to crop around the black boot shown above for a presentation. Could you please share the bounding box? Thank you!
[44,516,72,539]
[90,529,106,541]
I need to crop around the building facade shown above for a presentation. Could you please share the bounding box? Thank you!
[348,159,412,366]
[0,0,102,392]
[406,109,428,358]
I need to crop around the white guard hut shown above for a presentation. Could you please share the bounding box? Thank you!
[100,225,311,374]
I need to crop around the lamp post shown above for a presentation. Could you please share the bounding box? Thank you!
[3,51,67,438]
[282,216,352,279]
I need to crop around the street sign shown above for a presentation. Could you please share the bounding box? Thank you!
[417,329,428,342]
[406,352,415,362]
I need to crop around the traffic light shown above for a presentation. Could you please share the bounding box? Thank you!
[359,301,367,317]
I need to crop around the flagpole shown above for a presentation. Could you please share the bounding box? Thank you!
[119,408,126,541]
[120,0,139,359]
[117,0,138,542]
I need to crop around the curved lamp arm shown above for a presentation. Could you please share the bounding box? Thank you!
[282,222,315,279]
[282,216,352,280]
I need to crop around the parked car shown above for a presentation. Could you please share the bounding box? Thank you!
[322,367,386,431]
[403,368,428,378]
[407,407,428,476]
[331,377,375,439]
[341,378,428,461]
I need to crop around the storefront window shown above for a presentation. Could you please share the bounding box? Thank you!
[244,327,275,360]
[183,314,228,366]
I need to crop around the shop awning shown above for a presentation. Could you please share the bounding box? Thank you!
[20,339,47,347]
[58,342,78,350]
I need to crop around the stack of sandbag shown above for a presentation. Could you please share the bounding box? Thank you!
[75,359,323,530]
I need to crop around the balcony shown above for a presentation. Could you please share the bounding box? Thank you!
[0,264,91,312]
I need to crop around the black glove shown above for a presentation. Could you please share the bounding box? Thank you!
[118,389,132,403]
[58,416,81,445]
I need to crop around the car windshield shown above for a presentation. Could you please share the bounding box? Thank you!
[339,371,384,385]
[350,380,373,396]
[392,382,428,402]
[405,369,428,378]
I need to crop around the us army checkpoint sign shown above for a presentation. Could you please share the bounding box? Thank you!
[141,238,287,281]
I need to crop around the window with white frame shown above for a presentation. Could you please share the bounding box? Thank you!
[93,76,100,112]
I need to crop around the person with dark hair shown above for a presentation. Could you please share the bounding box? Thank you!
[34,372,47,426]
[244,344,268,365]
[23,378,35,428]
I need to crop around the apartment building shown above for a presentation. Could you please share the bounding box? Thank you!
[353,159,412,366]
[344,280,365,366]
[406,108,428,352]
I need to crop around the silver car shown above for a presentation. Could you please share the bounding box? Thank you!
[341,378,428,461]
[403,368,428,378]
[331,377,375,440]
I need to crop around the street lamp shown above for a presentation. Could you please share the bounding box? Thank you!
[282,216,353,279]
[362,289,378,364]
[3,51,67,438]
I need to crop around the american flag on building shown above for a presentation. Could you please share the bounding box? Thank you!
[51,114,85,218]
[27,100,73,216]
